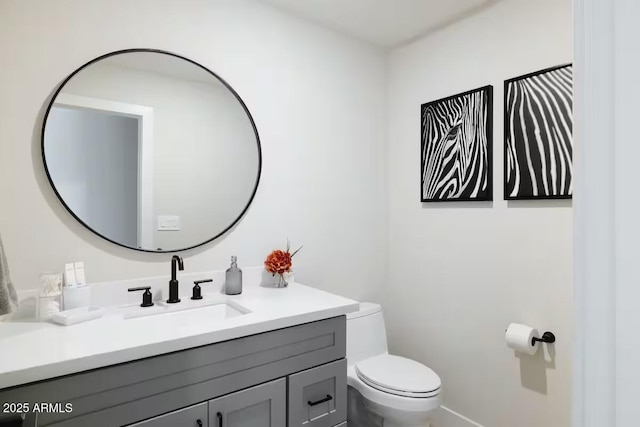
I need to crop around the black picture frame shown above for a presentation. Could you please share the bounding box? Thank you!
[504,64,573,200]
[420,85,493,202]
[41,48,263,253]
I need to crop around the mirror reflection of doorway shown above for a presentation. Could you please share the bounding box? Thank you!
[44,95,154,249]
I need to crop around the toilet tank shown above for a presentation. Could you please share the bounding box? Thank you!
[346,302,388,365]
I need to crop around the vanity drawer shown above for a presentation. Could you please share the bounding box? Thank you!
[288,358,347,427]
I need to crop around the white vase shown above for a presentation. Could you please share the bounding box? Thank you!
[283,270,294,284]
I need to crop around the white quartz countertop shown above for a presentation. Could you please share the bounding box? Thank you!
[0,277,359,389]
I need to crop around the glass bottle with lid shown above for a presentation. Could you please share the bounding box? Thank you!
[224,256,242,295]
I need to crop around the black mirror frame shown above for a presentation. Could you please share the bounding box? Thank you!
[41,48,262,253]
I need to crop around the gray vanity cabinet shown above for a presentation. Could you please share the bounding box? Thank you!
[207,379,285,427]
[0,316,347,427]
[128,403,207,427]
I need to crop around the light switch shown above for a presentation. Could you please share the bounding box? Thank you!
[157,215,181,231]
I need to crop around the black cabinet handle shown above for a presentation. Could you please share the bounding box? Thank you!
[217,412,223,427]
[196,420,203,427]
[307,394,333,406]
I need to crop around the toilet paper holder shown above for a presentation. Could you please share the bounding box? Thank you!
[531,332,556,346]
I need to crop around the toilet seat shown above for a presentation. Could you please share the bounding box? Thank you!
[355,354,441,398]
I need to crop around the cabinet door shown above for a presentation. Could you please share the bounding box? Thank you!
[127,402,206,426]
[208,378,285,427]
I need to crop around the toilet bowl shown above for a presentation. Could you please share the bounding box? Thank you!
[347,302,441,427]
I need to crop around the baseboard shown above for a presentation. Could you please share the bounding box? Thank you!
[431,406,485,427]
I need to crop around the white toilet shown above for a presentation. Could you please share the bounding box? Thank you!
[347,302,441,427]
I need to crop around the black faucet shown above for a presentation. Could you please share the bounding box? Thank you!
[167,255,184,304]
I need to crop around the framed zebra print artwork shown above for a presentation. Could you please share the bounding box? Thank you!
[504,64,573,200]
[420,85,493,202]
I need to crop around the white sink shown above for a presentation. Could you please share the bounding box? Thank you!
[121,298,251,320]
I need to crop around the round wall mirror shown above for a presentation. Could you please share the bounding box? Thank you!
[42,49,261,252]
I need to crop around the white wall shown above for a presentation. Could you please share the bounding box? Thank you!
[62,60,260,250]
[385,1,573,426]
[0,0,387,303]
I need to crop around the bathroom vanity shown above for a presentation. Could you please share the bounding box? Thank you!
[0,273,357,427]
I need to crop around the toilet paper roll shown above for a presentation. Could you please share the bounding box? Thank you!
[505,323,540,355]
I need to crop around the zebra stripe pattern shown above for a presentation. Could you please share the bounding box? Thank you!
[505,64,573,199]
[421,86,492,201]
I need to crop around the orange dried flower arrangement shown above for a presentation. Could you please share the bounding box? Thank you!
[265,239,302,287]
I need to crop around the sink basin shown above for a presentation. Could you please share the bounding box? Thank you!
[121,299,251,320]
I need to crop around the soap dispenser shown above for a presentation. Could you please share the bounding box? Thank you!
[225,256,242,295]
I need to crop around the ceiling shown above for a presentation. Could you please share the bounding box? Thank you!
[257,0,496,48]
